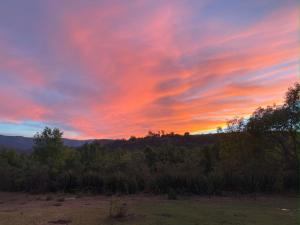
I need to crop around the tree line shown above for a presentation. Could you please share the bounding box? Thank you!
[0,83,298,195]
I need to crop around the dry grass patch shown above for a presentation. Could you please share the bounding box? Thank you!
[0,192,298,225]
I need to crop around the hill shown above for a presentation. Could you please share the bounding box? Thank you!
[0,133,217,152]
[0,135,91,152]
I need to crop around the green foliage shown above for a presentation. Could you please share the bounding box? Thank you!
[0,84,298,195]
[108,197,129,218]
[33,127,65,173]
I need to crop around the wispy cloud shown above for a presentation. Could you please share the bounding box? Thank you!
[0,0,298,138]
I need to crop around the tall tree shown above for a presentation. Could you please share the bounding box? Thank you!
[33,127,65,172]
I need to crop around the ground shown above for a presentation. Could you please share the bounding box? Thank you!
[0,192,298,225]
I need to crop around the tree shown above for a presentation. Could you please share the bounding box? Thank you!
[284,83,300,156]
[0,84,298,194]
[33,127,65,172]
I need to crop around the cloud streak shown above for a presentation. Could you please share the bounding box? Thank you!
[0,0,298,138]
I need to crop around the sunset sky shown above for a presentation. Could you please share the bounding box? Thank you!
[0,0,298,139]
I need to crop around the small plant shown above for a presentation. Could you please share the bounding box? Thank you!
[167,188,178,200]
[108,197,129,219]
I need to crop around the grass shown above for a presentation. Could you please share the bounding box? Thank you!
[0,192,298,225]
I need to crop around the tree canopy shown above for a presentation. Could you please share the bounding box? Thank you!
[0,83,298,194]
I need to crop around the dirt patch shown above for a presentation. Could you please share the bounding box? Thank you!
[48,219,72,224]
[1,208,18,212]
[53,203,63,207]
[158,213,172,218]
[56,198,65,202]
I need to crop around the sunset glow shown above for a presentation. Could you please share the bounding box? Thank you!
[0,0,298,139]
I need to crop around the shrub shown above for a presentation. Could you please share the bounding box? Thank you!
[108,197,129,219]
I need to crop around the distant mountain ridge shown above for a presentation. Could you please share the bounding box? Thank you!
[0,133,219,153]
[0,135,92,152]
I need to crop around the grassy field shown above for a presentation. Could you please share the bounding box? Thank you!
[0,192,298,225]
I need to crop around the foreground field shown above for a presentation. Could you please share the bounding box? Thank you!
[0,192,298,225]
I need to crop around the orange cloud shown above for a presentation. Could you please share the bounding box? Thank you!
[50,3,297,138]
[0,1,297,139]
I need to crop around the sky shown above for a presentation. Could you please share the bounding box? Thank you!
[0,0,298,139]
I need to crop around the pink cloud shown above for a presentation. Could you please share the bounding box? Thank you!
[55,3,298,138]
[0,87,47,122]
[0,2,297,138]
[0,40,45,86]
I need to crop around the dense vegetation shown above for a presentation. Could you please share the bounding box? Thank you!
[0,84,298,195]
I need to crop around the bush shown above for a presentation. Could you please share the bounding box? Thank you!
[108,197,129,219]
